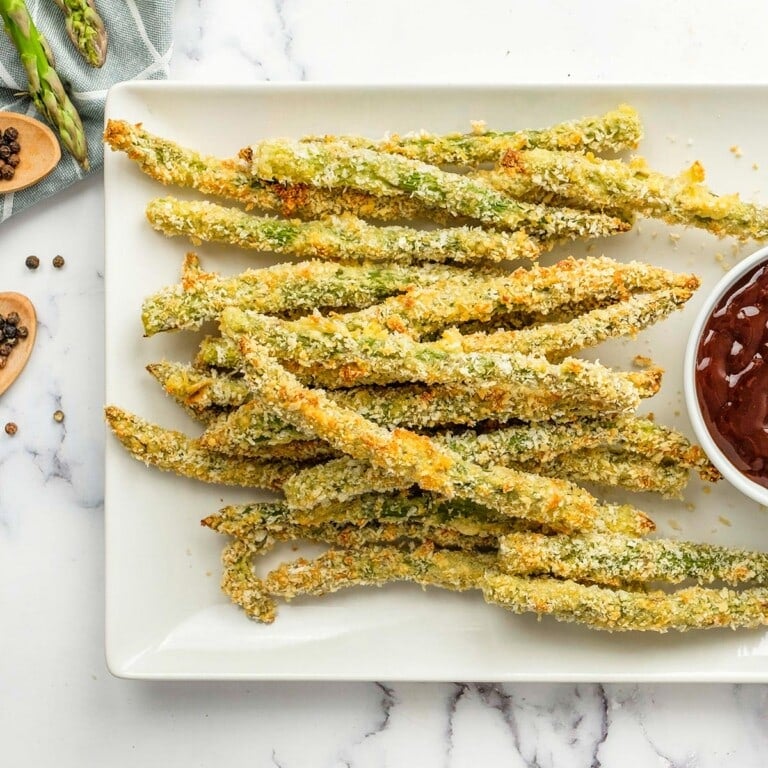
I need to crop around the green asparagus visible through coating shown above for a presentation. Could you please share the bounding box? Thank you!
[482,573,768,632]
[142,253,479,335]
[483,148,768,241]
[247,139,632,239]
[224,319,654,536]
[146,197,541,265]
[498,533,768,586]
[264,544,496,600]
[269,256,698,341]
[104,405,297,490]
[303,105,643,164]
[103,119,458,223]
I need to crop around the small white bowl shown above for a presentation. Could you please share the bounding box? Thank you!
[684,244,768,506]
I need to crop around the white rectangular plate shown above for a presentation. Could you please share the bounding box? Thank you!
[105,82,768,680]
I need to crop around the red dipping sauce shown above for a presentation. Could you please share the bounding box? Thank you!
[696,261,768,487]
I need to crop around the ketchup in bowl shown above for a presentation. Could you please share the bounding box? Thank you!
[696,260,768,487]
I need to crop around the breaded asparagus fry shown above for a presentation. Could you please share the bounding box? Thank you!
[224,322,654,535]
[443,416,713,478]
[247,139,632,239]
[264,544,496,600]
[142,254,472,335]
[272,256,698,340]
[203,403,709,497]
[212,311,649,418]
[104,119,456,223]
[104,406,296,490]
[454,284,697,359]
[221,538,278,623]
[499,533,768,586]
[305,105,642,164]
[281,437,689,512]
[147,362,252,413]
[206,491,523,536]
[146,197,541,265]
[529,449,691,498]
[207,507,500,552]
[484,149,768,240]
[199,366,660,454]
[482,573,768,632]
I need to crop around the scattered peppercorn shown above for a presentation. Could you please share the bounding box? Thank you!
[53,410,65,423]
[52,255,65,268]
[0,125,21,181]
[25,255,39,270]
[4,422,17,435]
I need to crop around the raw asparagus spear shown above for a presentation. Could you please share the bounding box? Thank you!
[52,0,107,68]
[0,0,89,167]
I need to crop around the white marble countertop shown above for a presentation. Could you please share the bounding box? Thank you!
[3,1,768,765]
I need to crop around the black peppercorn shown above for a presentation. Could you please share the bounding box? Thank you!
[25,255,39,270]
[8,140,20,154]
[0,343,12,356]
[0,165,14,181]
[4,421,17,435]
[16,325,28,338]
[52,255,65,268]
[0,145,10,160]
[4,324,17,339]
[7,154,19,168]
[6,312,20,326]
[3,127,18,142]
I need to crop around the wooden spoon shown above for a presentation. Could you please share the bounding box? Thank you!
[0,113,61,194]
[0,293,36,396]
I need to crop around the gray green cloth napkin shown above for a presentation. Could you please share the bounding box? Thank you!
[0,0,176,221]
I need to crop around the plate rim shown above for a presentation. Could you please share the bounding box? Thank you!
[104,80,768,681]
